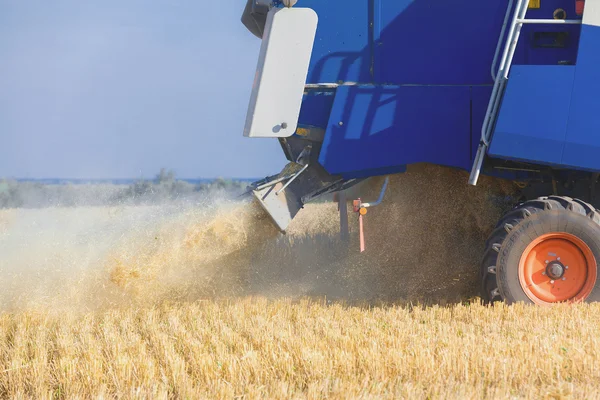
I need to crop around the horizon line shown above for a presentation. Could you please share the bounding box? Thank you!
[2,177,261,182]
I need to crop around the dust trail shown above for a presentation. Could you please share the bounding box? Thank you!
[0,196,278,313]
[339,164,517,303]
[237,164,516,304]
[0,164,516,313]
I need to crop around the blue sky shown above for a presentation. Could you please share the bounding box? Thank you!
[0,1,286,179]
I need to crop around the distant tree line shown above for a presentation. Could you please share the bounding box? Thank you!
[0,169,250,209]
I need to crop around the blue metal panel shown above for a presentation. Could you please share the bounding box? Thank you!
[318,85,471,178]
[293,0,581,87]
[563,24,600,171]
[489,65,575,166]
[296,0,371,84]
[283,0,588,182]
[374,0,506,85]
[297,90,336,129]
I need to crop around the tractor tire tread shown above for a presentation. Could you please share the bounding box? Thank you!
[480,195,600,303]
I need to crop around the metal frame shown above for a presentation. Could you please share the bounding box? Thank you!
[469,0,583,186]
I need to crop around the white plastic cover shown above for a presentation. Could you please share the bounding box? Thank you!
[583,1,600,27]
[243,7,318,138]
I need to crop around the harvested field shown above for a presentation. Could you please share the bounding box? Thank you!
[1,299,600,399]
[1,165,598,399]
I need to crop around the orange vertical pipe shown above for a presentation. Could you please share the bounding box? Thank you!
[359,213,365,252]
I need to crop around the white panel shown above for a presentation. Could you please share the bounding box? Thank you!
[243,8,318,138]
[583,1,600,27]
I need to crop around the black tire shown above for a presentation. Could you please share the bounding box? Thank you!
[481,196,600,304]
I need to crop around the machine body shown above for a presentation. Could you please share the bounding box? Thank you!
[240,0,600,305]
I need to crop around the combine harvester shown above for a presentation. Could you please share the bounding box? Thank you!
[240,0,600,305]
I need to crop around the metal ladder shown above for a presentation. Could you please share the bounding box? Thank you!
[468,0,583,185]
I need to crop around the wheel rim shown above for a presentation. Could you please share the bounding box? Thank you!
[518,233,597,304]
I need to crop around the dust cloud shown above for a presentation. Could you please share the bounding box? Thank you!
[0,164,517,313]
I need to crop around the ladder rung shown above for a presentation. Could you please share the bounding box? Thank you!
[516,19,582,24]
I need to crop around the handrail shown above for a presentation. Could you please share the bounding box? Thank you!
[469,0,585,186]
[485,0,529,144]
[491,0,516,80]
[516,19,582,24]
[469,0,529,185]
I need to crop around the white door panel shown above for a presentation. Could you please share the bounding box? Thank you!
[243,8,318,138]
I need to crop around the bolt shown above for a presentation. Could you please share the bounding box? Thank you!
[565,266,569,269]
[281,122,288,129]
[562,277,566,281]
[542,271,546,275]
[551,280,555,284]
[545,260,549,264]
[338,121,344,126]
[557,257,561,261]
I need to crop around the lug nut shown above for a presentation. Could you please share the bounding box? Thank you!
[551,280,555,284]
[542,272,546,275]
[557,257,561,261]
[545,260,549,264]
[562,277,566,281]
[565,266,569,269]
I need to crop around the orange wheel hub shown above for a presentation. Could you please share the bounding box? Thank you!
[519,233,597,304]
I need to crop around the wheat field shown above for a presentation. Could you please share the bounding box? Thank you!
[2,299,600,399]
[2,166,600,399]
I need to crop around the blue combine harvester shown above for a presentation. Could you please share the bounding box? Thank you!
[240,0,600,305]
